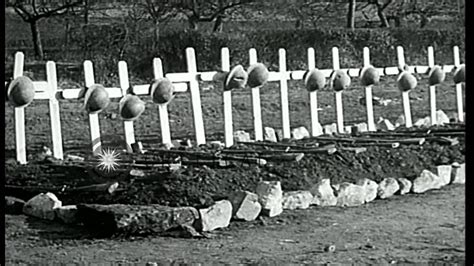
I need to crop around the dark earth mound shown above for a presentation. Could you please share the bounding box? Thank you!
[5,125,464,209]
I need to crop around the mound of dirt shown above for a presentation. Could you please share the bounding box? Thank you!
[5,126,464,209]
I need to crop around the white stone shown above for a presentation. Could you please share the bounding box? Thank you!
[355,123,368,133]
[395,114,405,128]
[256,181,283,217]
[451,163,465,184]
[291,126,310,140]
[55,205,78,224]
[323,123,338,135]
[312,122,324,136]
[412,170,444,193]
[282,191,313,210]
[396,178,412,195]
[198,200,232,232]
[414,116,431,128]
[437,165,452,186]
[228,191,261,221]
[264,127,277,142]
[377,178,400,199]
[436,110,450,125]
[356,178,378,203]
[310,179,337,206]
[377,118,395,131]
[23,192,62,220]
[344,125,352,134]
[233,130,251,143]
[334,183,366,207]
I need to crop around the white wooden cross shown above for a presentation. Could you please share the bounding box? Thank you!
[396,46,413,128]
[307,47,322,137]
[9,52,64,163]
[427,46,437,125]
[221,48,233,147]
[453,46,464,122]
[12,52,27,164]
[118,61,137,152]
[83,60,104,155]
[248,48,263,141]
[362,47,376,132]
[332,47,345,134]
[278,48,291,139]
[153,58,172,145]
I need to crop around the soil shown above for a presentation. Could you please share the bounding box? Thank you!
[5,185,465,264]
[4,75,465,263]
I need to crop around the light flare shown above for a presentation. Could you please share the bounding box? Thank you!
[96,148,121,172]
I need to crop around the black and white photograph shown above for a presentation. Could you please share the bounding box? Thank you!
[4,0,465,264]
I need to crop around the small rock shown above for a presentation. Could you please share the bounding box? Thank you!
[198,200,232,232]
[335,183,366,207]
[162,224,203,238]
[394,114,405,128]
[291,126,310,140]
[414,116,431,128]
[451,163,465,184]
[377,178,400,199]
[130,169,145,178]
[355,122,368,133]
[23,192,62,220]
[228,191,261,221]
[344,125,352,134]
[396,178,412,195]
[412,170,444,193]
[233,130,251,143]
[256,181,283,217]
[355,178,378,203]
[323,123,338,136]
[310,179,337,206]
[55,205,78,224]
[264,127,277,142]
[282,191,313,210]
[377,118,395,131]
[209,141,224,149]
[436,165,452,186]
[110,113,118,119]
[436,110,450,125]
[275,128,284,142]
[5,196,25,215]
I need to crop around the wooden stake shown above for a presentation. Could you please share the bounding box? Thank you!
[453,46,464,122]
[221,48,233,147]
[153,58,172,145]
[363,47,376,131]
[13,52,27,164]
[249,48,263,141]
[118,61,136,153]
[279,48,290,139]
[185,48,206,145]
[332,47,344,134]
[307,48,321,137]
[427,46,437,125]
[83,60,102,155]
[397,46,412,128]
[46,61,64,160]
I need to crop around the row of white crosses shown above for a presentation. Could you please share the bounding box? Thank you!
[7,46,464,164]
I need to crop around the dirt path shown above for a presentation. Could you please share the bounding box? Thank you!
[5,184,465,265]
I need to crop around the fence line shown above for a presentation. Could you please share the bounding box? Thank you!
[5,45,464,164]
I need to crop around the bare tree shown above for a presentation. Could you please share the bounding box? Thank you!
[139,0,178,47]
[174,0,256,31]
[347,0,356,28]
[6,0,84,59]
[368,0,393,27]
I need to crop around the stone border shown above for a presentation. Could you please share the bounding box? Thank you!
[7,162,465,236]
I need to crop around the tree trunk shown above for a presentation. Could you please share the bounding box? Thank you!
[347,0,356,29]
[188,16,198,30]
[30,20,44,60]
[153,21,160,50]
[212,15,223,32]
[84,0,89,25]
[377,8,390,27]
